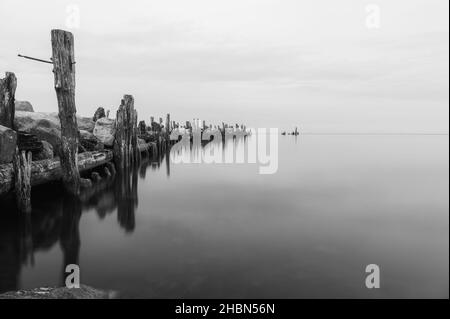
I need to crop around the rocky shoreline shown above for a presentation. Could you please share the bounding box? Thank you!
[0,285,118,299]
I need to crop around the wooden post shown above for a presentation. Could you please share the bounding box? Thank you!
[113,95,137,170]
[13,148,32,213]
[165,113,171,133]
[51,29,80,195]
[0,72,17,129]
[138,120,147,135]
[132,109,138,163]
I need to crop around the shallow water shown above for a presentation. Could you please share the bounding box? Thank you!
[0,134,448,298]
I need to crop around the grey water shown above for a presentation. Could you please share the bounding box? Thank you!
[0,134,448,298]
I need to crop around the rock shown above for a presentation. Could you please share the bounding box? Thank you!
[0,285,118,299]
[34,140,54,161]
[79,130,104,152]
[0,125,17,164]
[15,100,34,112]
[93,107,106,122]
[78,117,95,133]
[93,117,116,147]
[14,111,96,154]
[17,131,43,156]
[14,111,61,154]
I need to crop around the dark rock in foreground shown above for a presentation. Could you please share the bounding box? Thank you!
[0,285,118,299]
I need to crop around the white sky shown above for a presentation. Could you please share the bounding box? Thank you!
[1,0,448,133]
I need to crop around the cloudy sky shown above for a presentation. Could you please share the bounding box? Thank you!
[0,0,448,133]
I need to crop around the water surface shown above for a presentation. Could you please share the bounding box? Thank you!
[0,134,448,298]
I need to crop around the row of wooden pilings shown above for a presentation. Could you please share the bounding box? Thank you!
[0,29,161,214]
[1,28,248,214]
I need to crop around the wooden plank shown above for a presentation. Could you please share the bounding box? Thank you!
[0,150,113,196]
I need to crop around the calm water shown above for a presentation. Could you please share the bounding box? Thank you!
[0,134,448,298]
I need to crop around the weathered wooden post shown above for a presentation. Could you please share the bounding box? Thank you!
[114,95,137,170]
[51,29,80,195]
[13,148,32,213]
[138,120,147,135]
[0,72,17,129]
[132,108,139,163]
[165,113,171,133]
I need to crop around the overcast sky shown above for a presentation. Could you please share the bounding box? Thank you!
[1,0,448,133]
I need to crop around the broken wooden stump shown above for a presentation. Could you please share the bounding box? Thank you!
[0,72,17,129]
[138,120,147,135]
[0,125,17,164]
[93,107,106,122]
[165,113,171,133]
[113,95,138,170]
[51,29,80,195]
[13,148,32,213]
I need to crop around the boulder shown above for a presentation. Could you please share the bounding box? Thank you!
[17,132,43,155]
[93,107,106,122]
[78,116,95,133]
[14,111,96,154]
[79,130,104,152]
[0,125,17,164]
[15,100,34,112]
[93,117,116,147]
[34,140,54,161]
[0,285,118,299]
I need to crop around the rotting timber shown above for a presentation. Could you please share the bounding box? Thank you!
[0,29,249,208]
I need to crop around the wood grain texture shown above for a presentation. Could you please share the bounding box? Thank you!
[51,29,80,195]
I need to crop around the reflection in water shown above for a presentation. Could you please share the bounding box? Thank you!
[0,136,221,293]
[0,135,447,298]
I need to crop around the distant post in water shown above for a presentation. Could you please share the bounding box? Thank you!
[51,29,80,195]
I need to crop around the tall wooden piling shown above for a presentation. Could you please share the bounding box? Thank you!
[13,148,32,213]
[0,72,17,129]
[51,29,80,195]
